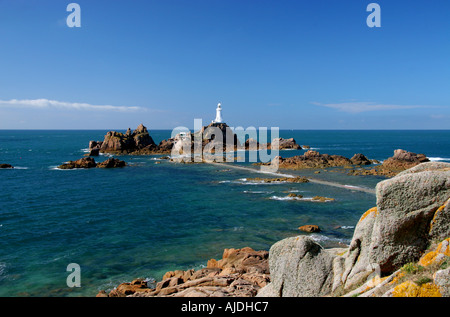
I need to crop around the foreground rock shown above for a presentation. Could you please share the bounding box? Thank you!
[258,162,450,297]
[58,157,126,169]
[98,247,269,297]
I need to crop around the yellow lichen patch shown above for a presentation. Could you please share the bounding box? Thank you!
[393,281,420,297]
[417,283,442,297]
[359,207,378,222]
[392,281,441,297]
[419,238,450,267]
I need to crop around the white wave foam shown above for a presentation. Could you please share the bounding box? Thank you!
[339,226,355,230]
[50,166,90,170]
[428,157,450,162]
[309,234,350,245]
[270,195,310,201]
[269,195,335,202]
[243,190,273,194]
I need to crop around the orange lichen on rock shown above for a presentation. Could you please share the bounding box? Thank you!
[359,207,378,222]
[429,201,448,232]
[419,238,450,267]
[392,281,441,297]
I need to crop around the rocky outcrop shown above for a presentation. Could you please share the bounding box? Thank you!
[348,149,430,177]
[383,149,429,170]
[58,157,126,169]
[58,157,97,169]
[267,138,302,150]
[94,124,161,155]
[265,150,353,170]
[258,162,450,297]
[96,158,127,168]
[97,247,269,297]
[0,164,13,169]
[89,124,178,155]
[350,153,371,165]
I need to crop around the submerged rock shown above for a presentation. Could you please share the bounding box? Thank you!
[298,225,321,233]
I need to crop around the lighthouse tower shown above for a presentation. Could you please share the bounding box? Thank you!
[212,103,223,124]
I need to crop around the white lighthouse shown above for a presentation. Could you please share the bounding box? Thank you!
[212,103,223,124]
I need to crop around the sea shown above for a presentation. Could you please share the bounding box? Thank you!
[0,129,449,297]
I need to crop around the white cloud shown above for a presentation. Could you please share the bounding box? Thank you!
[0,98,145,112]
[312,101,428,113]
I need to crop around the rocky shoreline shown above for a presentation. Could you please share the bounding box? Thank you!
[98,161,450,297]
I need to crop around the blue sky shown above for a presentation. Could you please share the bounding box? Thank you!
[0,0,449,129]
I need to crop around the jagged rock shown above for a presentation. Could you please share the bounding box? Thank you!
[58,157,97,169]
[98,124,157,154]
[350,153,372,165]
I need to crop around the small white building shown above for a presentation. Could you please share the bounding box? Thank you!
[212,103,223,124]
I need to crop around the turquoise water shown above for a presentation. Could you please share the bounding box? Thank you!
[0,129,449,297]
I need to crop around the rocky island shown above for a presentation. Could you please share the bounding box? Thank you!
[257,149,429,178]
[88,123,303,159]
[98,161,450,297]
[58,157,127,169]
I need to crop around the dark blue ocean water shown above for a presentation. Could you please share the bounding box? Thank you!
[0,129,449,297]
